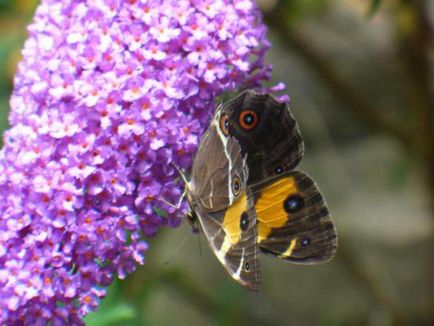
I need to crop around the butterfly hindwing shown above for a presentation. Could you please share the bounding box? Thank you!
[252,170,337,263]
[220,90,304,185]
[195,191,261,290]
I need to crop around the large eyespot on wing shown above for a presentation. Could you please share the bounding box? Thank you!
[238,110,258,131]
[221,90,304,185]
[252,170,337,264]
[189,121,248,212]
[194,191,261,291]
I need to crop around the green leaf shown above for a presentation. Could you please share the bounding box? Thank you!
[84,282,137,326]
[389,156,414,188]
[0,0,12,10]
[153,207,168,218]
[84,303,136,326]
[367,0,382,17]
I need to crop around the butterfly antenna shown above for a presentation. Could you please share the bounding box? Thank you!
[196,231,203,257]
[215,100,223,112]
[163,233,189,266]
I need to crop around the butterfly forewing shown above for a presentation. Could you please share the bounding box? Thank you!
[221,90,304,185]
[187,109,260,289]
[190,121,248,212]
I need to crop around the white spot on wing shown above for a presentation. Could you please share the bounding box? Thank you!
[212,112,234,204]
[232,249,245,281]
[216,236,231,263]
[208,179,214,209]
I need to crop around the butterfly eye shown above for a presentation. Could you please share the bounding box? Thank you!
[219,113,229,136]
[239,110,258,130]
[240,212,249,231]
[232,176,241,196]
[283,194,304,213]
[244,261,250,272]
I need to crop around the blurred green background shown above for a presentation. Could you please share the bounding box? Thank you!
[1,0,433,325]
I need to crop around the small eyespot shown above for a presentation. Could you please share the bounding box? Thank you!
[240,212,249,231]
[274,164,284,175]
[301,237,311,247]
[232,176,241,196]
[239,110,258,130]
[283,194,305,213]
[219,113,229,136]
[244,261,250,272]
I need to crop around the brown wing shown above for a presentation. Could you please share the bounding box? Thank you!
[188,109,260,290]
[220,90,304,186]
[195,191,261,290]
[189,114,248,212]
[252,171,337,263]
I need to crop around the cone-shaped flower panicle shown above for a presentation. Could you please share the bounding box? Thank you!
[0,0,274,323]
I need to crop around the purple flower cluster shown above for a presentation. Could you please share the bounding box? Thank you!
[0,0,272,323]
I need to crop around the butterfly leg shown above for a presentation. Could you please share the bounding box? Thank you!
[170,162,189,186]
[158,192,200,235]
[158,189,186,210]
[161,162,199,235]
[157,162,189,209]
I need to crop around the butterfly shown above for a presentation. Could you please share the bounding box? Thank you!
[183,90,338,291]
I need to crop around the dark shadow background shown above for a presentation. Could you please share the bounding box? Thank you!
[0,0,432,325]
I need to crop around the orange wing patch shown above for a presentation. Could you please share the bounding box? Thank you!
[219,192,249,256]
[255,176,299,243]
